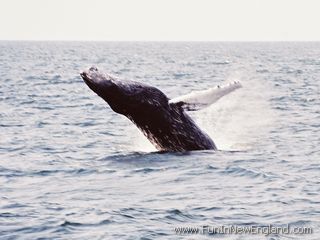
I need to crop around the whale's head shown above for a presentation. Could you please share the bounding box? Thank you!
[80,66,169,115]
[80,66,116,98]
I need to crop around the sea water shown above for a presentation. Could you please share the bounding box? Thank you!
[0,42,319,239]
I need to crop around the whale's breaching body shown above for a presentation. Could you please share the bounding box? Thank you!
[81,67,241,152]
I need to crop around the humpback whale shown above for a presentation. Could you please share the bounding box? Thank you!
[80,66,241,152]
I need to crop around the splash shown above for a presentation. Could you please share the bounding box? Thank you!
[128,125,157,152]
[194,72,276,151]
[129,72,276,152]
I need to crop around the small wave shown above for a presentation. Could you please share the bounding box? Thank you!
[210,60,230,65]
[0,124,24,127]
[0,168,99,178]
[34,168,97,176]
[60,219,113,228]
[172,73,193,79]
[132,167,163,174]
[0,212,24,218]
[220,166,272,179]
[2,203,29,209]
[206,164,219,170]
[165,209,194,222]
[192,206,222,211]
[99,151,169,163]
[60,221,82,227]
[287,220,312,227]
[0,168,25,177]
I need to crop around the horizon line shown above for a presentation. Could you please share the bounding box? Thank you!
[1,39,320,42]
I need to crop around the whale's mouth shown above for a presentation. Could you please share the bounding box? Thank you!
[80,66,105,85]
[80,71,98,92]
[80,71,96,86]
[80,67,115,96]
[80,71,89,81]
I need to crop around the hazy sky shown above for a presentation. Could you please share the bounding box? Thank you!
[0,0,319,41]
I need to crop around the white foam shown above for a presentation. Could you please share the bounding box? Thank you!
[194,73,276,151]
[128,125,157,152]
[130,71,276,152]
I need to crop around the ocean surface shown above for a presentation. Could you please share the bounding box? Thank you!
[0,42,319,239]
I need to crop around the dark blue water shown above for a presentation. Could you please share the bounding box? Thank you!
[0,42,319,239]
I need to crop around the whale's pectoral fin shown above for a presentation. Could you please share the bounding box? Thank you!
[169,81,242,111]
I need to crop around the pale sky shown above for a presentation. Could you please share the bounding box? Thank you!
[0,0,319,41]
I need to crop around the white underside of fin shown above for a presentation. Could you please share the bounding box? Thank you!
[169,81,242,111]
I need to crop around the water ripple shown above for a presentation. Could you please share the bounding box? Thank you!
[0,42,319,239]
